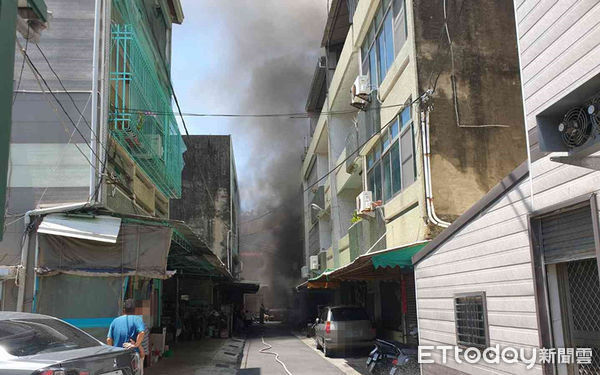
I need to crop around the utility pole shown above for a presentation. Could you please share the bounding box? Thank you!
[0,0,46,240]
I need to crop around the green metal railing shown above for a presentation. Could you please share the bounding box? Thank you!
[109,22,185,198]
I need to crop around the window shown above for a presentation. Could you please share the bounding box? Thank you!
[361,0,408,88]
[331,307,370,321]
[367,105,416,202]
[454,292,489,349]
[0,318,100,357]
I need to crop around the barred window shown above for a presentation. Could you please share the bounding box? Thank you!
[454,292,489,349]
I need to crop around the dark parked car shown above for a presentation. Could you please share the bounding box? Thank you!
[0,312,141,375]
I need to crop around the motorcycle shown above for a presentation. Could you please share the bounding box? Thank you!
[366,338,418,375]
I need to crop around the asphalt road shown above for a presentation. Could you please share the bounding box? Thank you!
[240,322,366,375]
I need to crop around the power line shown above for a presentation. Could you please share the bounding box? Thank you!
[241,209,277,224]
[3,53,98,229]
[303,94,427,193]
[34,44,111,159]
[108,99,419,120]
[16,40,105,173]
[32,43,114,200]
[138,2,190,138]
[12,25,29,105]
[169,80,190,137]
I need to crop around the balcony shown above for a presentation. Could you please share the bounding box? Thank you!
[109,24,185,199]
[348,214,386,261]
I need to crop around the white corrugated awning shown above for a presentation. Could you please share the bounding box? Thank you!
[38,214,121,243]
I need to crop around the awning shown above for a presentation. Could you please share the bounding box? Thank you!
[217,281,260,294]
[307,280,340,289]
[37,221,173,279]
[38,214,121,243]
[115,215,232,280]
[371,242,427,269]
[308,268,337,282]
[167,223,232,280]
[297,241,429,288]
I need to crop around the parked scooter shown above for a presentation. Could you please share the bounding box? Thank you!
[366,329,418,375]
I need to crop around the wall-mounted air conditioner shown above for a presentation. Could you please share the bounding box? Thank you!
[356,190,373,214]
[351,75,370,109]
[309,255,319,270]
[318,56,326,69]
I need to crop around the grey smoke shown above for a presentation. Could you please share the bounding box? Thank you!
[174,0,327,306]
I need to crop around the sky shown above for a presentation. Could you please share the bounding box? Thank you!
[171,0,327,213]
[170,0,328,301]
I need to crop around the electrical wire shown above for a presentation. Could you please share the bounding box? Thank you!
[259,335,294,375]
[6,40,125,226]
[139,2,190,138]
[16,39,106,172]
[110,99,421,120]
[241,209,277,224]
[12,24,30,105]
[303,94,425,193]
[34,43,113,158]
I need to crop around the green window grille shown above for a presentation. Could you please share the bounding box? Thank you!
[110,22,185,198]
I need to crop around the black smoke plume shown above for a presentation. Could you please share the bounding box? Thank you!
[175,0,327,308]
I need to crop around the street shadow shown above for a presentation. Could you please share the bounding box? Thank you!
[238,368,261,375]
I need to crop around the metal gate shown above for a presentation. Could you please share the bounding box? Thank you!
[566,259,600,375]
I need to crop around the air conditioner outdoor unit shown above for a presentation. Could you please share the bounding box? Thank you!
[356,190,373,214]
[309,255,319,270]
[318,56,326,69]
[351,75,370,109]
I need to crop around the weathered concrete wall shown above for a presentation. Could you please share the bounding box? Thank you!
[170,136,237,268]
[413,0,527,219]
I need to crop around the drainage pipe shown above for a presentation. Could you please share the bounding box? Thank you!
[420,108,451,228]
[90,0,102,200]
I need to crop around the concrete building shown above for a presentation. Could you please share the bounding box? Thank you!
[170,135,241,277]
[412,1,600,374]
[299,0,527,343]
[0,0,230,342]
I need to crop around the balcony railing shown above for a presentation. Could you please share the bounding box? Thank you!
[110,24,185,199]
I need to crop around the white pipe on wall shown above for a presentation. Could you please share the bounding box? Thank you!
[420,108,451,228]
[16,215,31,312]
[89,0,102,200]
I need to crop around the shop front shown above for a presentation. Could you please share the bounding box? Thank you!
[298,241,427,343]
[32,212,174,341]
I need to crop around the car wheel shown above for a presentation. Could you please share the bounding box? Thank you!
[323,341,333,357]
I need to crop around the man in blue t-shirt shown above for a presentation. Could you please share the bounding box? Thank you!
[107,299,145,360]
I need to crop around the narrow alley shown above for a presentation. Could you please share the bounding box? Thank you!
[241,323,368,375]
[2,0,600,374]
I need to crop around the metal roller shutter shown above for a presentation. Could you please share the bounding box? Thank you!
[541,205,596,264]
